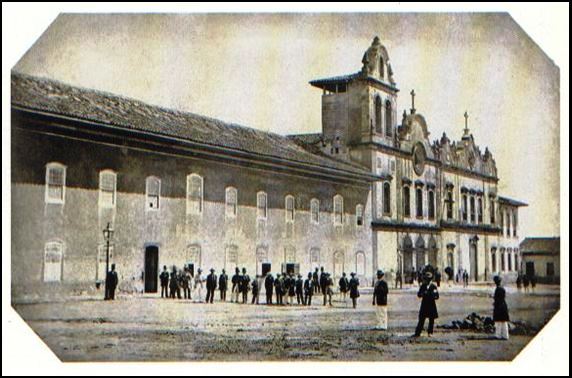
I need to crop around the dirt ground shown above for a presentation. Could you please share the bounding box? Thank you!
[12,285,560,362]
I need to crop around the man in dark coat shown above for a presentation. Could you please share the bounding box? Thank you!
[181,267,191,300]
[105,263,118,300]
[304,272,314,306]
[159,265,170,299]
[395,270,403,290]
[348,272,360,309]
[523,274,530,293]
[274,273,283,305]
[219,269,228,301]
[413,271,439,337]
[320,268,329,306]
[530,275,537,293]
[231,267,240,302]
[205,268,217,304]
[251,276,260,304]
[264,273,274,305]
[240,268,251,304]
[493,275,510,340]
[373,270,389,330]
[325,273,334,306]
[435,268,442,288]
[295,274,304,305]
[516,273,523,292]
[287,273,296,305]
[169,266,181,299]
[312,268,320,294]
[339,272,349,304]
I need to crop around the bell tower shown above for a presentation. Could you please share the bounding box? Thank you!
[309,36,399,159]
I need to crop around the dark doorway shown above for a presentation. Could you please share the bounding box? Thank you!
[187,263,195,278]
[144,246,159,293]
[282,263,299,276]
[526,262,535,277]
[470,243,478,282]
[262,263,271,276]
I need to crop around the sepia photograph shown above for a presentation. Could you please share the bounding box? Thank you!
[2,3,569,375]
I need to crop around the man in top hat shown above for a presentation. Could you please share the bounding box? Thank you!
[493,275,510,340]
[231,267,241,303]
[287,273,296,305]
[169,266,181,300]
[105,263,119,300]
[274,273,283,305]
[264,272,274,305]
[348,272,360,309]
[339,272,349,304]
[240,267,251,304]
[219,269,228,302]
[295,274,304,305]
[181,266,191,300]
[413,271,440,337]
[304,272,314,306]
[373,270,389,330]
[312,267,320,295]
[251,275,260,304]
[159,265,170,299]
[205,268,217,304]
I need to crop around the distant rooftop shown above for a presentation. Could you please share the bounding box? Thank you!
[520,237,560,255]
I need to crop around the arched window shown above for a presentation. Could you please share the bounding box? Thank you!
[462,194,468,222]
[45,162,66,204]
[379,56,385,79]
[285,195,295,223]
[416,188,424,218]
[356,251,366,276]
[507,248,513,271]
[225,187,238,218]
[333,250,345,278]
[375,96,383,134]
[257,191,267,219]
[383,182,391,215]
[428,190,435,220]
[513,211,518,237]
[333,195,344,225]
[446,189,454,220]
[284,246,296,263]
[145,176,161,210]
[501,248,506,272]
[186,174,203,215]
[506,210,511,237]
[477,197,483,224]
[187,244,201,266]
[99,170,117,208]
[356,204,364,227]
[490,197,496,224]
[491,248,497,272]
[225,245,238,270]
[470,196,476,223]
[385,100,393,137]
[44,241,63,282]
[402,186,411,218]
[310,198,320,224]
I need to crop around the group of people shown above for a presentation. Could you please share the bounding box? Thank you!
[516,273,537,293]
[105,262,512,340]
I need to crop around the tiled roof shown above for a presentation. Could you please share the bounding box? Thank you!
[11,72,373,178]
[520,237,560,254]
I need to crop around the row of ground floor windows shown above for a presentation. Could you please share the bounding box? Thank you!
[41,241,368,283]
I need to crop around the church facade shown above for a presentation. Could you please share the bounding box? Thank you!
[11,37,525,298]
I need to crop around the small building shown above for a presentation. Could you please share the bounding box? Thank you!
[520,237,561,284]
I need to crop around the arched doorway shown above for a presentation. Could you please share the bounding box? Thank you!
[469,236,479,281]
[402,236,414,283]
[415,236,426,271]
[144,245,159,293]
[333,250,345,279]
[186,244,201,277]
[428,236,438,268]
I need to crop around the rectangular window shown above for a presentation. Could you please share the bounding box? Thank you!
[446,191,454,220]
[428,190,435,220]
[490,199,496,224]
[470,196,476,223]
[546,262,555,277]
[403,186,411,218]
[146,176,161,210]
[187,174,203,215]
[310,199,320,224]
[285,195,295,223]
[99,170,116,208]
[415,188,423,218]
[383,182,391,215]
[45,163,66,204]
[226,187,238,218]
[462,195,468,222]
[333,195,344,225]
[513,212,518,237]
[257,192,267,219]
[477,198,483,224]
[356,205,364,227]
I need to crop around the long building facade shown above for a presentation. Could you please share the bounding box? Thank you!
[11,37,526,298]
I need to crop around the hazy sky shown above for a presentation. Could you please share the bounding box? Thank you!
[13,13,560,237]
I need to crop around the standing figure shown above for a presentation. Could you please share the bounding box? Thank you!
[413,271,439,337]
[274,273,283,305]
[206,268,217,304]
[231,267,241,303]
[105,263,119,300]
[194,268,205,302]
[395,270,403,290]
[264,273,274,305]
[295,274,304,305]
[312,268,320,294]
[219,269,228,301]
[530,275,537,293]
[325,273,334,306]
[159,265,170,299]
[169,266,181,299]
[339,272,349,304]
[320,268,329,306]
[181,267,191,299]
[287,273,296,305]
[304,272,314,306]
[240,268,250,304]
[463,269,469,288]
[435,269,442,288]
[493,275,510,340]
[516,273,523,292]
[523,274,530,293]
[251,276,260,304]
[349,272,360,309]
[373,270,389,330]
